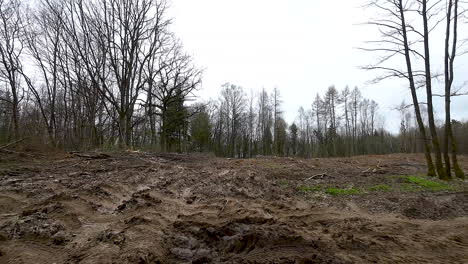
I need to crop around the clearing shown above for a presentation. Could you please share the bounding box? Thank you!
[0,151,467,263]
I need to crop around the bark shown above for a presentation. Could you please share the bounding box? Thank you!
[118,112,128,149]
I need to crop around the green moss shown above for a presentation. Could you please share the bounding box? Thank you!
[427,162,436,177]
[438,169,451,181]
[454,164,465,180]
[325,187,362,196]
[405,176,452,191]
[368,184,391,192]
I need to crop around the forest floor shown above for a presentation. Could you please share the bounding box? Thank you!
[0,150,467,264]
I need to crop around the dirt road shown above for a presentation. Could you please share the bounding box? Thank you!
[0,152,467,263]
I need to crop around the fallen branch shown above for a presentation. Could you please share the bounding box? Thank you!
[0,138,33,157]
[220,199,229,213]
[0,138,27,150]
[362,160,383,174]
[0,148,34,157]
[305,173,327,181]
[54,161,84,170]
[71,152,111,159]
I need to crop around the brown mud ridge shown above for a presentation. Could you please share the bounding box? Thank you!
[0,152,467,263]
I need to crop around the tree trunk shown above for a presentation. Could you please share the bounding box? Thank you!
[10,78,19,140]
[450,130,464,179]
[444,0,465,179]
[118,112,128,149]
[443,0,454,178]
[421,0,447,179]
[399,0,435,176]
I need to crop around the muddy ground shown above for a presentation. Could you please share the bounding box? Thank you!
[0,151,467,263]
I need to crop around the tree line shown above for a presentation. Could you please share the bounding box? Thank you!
[189,84,468,161]
[191,84,396,159]
[0,0,466,180]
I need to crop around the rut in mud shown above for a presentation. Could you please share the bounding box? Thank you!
[0,152,467,263]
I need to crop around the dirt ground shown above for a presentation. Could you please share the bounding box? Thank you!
[0,151,467,264]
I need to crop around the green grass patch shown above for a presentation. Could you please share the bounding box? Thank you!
[325,187,362,196]
[405,176,452,191]
[299,186,364,196]
[368,184,391,192]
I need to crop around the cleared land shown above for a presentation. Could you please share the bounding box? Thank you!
[0,151,467,263]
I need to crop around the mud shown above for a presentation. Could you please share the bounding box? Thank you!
[0,152,467,263]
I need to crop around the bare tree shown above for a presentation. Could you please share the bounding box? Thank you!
[341,86,351,138]
[312,93,324,156]
[362,0,436,176]
[443,0,465,179]
[419,0,447,179]
[247,89,256,157]
[219,83,246,157]
[0,0,24,140]
[350,87,361,155]
[370,100,378,134]
[272,87,282,156]
[257,88,272,155]
[22,0,69,145]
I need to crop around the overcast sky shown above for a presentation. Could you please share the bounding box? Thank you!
[168,0,468,133]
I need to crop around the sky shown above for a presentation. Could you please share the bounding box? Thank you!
[168,0,468,133]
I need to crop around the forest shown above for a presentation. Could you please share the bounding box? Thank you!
[1,0,467,172]
[1,0,468,263]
